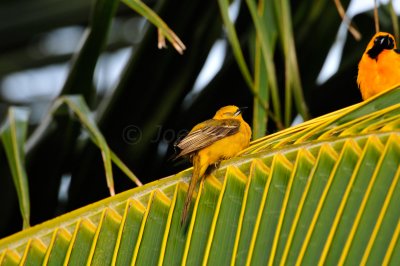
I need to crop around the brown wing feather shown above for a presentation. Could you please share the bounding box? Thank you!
[175,119,240,158]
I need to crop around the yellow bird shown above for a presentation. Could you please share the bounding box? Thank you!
[358,32,400,100]
[174,105,252,225]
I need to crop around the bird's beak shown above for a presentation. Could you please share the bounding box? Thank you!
[380,36,387,45]
[234,107,248,116]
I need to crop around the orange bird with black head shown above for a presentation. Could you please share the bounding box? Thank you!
[358,32,400,100]
[174,105,251,225]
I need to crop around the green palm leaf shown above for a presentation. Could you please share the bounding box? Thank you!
[1,88,400,265]
[0,108,31,230]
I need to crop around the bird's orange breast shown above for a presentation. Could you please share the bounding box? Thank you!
[358,50,400,99]
[357,33,400,100]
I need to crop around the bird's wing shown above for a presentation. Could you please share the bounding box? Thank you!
[174,119,240,158]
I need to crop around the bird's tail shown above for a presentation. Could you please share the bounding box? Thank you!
[181,171,198,226]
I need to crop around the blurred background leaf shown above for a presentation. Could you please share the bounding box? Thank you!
[0,0,398,239]
[0,107,30,229]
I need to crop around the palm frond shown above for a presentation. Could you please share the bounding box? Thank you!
[1,88,399,264]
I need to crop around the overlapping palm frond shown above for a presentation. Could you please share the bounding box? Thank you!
[1,88,399,265]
